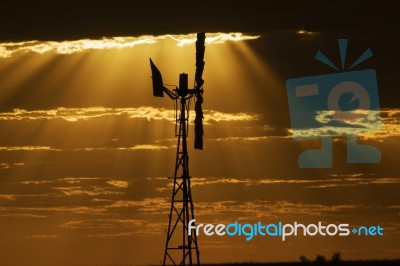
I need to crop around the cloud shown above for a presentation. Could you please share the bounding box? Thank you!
[206,111,257,123]
[0,107,257,124]
[211,135,289,142]
[60,219,144,229]
[306,177,400,188]
[288,108,400,140]
[289,110,381,139]
[25,234,60,239]
[171,32,260,47]
[86,232,134,238]
[0,146,60,151]
[0,206,108,215]
[361,109,400,139]
[0,33,260,58]
[0,144,171,153]
[0,194,17,200]
[60,219,164,237]
[79,144,172,151]
[188,176,400,188]
[112,145,170,151]
[53,186,123,196]
[296,29,318,36]
[193,200,358,218]
[106,198,170,214]
[0,162,24,169]
[107,180,129,188]
[21,180,57,185]
[0,213,47,218]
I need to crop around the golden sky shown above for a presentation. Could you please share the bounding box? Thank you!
[0,32,399,266]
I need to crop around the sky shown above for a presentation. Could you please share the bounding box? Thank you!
[0,1,400,265]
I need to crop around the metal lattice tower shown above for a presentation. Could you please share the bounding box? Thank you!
[149,33,206,266]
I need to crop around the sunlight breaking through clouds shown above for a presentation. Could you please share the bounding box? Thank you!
[79,145,172,151]
[170,32,260,47]
[188,176,400,188]
[0,107,258,123]
[0,146,60,151]
[0,32,260,58]
[0,144,173,152]
[290,110,381,139]
[211,136,289,142]
[288,109,399,140]
[361,109,400,139]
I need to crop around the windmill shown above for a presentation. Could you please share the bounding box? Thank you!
[149,32,206,265]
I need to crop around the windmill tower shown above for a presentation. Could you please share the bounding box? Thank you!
[149,32,206,266]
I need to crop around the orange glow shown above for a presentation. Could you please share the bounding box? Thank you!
[0,32,399,265]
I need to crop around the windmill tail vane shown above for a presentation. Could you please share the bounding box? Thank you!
[149,58,166,97]
[149,58,177,100]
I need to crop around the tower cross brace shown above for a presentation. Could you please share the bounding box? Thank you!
[163,74,200,266]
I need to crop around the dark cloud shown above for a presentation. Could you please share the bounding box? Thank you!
[1,1,399,41]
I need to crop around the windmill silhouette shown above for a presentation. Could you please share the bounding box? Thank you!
[149,32,205,265]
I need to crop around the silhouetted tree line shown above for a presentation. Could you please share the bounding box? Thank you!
[199,252,400,266]
[299,251,342,263]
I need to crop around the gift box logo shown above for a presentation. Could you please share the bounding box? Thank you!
[286,39,381,168]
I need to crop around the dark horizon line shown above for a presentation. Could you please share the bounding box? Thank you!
[139,258,400,266]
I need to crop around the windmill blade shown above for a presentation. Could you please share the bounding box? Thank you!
[195,33,206,89]
[194,93,204,150]
[194,33,206,150]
